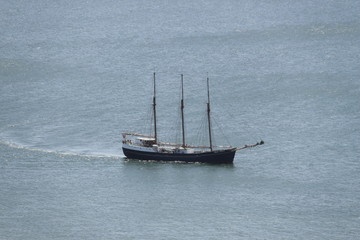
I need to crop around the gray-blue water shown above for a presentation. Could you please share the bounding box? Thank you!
[1,0,360,239]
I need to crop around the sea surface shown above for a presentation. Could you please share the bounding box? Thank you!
[1,0,360,239]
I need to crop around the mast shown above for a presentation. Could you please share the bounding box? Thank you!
[207,77,213,151]
[180,74,186,148]
[153,72,157,143]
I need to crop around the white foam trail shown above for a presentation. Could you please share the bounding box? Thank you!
[0,121,125,159]
[0,137,125,159]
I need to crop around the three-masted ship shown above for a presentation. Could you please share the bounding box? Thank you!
[122,73,263,164]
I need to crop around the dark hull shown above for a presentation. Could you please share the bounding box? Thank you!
[122,147,236,164]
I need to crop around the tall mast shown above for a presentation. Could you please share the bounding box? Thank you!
[180,74,186,148]
[207,77,213,151]
[153,72,157,143]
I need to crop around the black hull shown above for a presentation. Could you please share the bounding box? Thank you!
[122,147,236,164]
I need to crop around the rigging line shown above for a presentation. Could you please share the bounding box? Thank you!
[149,103,154,136]
[138,73,157,136]
[216,100,262,142]
[171,96,182,144]
[142,73,158,137]
[139,102,153,136]
[195,110,208,146]
[152,72,157,143]
[180,74,185,148]
[206,76,213,151]
[211,93,262,143]
[166,76,183,144]
[212,114,232,147]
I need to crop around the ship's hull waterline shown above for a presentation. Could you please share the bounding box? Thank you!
[122,147,236,164]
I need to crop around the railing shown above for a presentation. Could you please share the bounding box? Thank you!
[122,132,239,150]
[122,132,155,138]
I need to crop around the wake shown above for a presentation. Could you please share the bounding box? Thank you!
[0,123,124,159]
[0,138,125,159]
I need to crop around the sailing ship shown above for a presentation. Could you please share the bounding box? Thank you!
[122,73,263,164]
